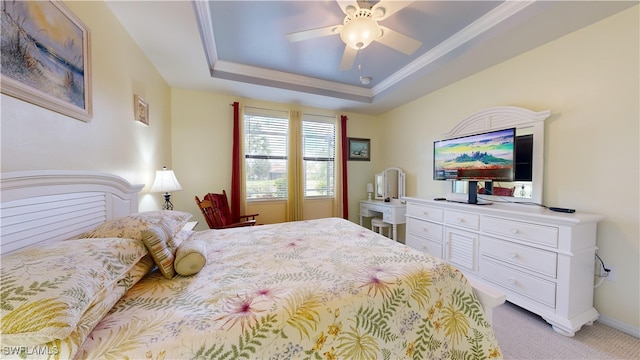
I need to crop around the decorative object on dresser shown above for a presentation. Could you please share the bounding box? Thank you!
[404,197,603,337]
[150,166,183,210]
[360,167,406,241]
[0,1,92,122]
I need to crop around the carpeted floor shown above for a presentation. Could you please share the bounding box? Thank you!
[493,302,640,359]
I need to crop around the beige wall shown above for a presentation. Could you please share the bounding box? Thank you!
[170,91,380,229]
[0,1,173,211]
[381,6,639,334]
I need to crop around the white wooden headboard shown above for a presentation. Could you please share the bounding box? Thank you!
[1,170,144,254]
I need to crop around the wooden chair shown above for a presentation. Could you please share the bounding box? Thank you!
[194,190,258,229]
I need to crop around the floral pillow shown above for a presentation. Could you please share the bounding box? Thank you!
[0,238,148,346]
[32,255,156,359]
[80,210,192,242]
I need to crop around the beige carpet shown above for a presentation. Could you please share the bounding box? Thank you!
[493,302,640,359]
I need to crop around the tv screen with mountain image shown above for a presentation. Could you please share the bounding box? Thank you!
[434,128,516,181]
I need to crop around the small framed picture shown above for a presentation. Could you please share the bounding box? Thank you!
[348,137,370,161]
[134,95,149,125]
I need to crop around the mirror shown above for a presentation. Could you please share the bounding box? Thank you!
[375,167,406,201]
[444,107,549,205]
[375,173,384,199]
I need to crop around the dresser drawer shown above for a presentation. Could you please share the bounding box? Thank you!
[480,259,556,308]
[483,216,558,248]
[480,236,557,278]
[407,217,443,242]
[444,210,480,230]
[360,204,374,217]
[406,202,443,221]
[406,234,443,258]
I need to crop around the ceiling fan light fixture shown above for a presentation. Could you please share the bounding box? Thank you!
[340,9,381,50]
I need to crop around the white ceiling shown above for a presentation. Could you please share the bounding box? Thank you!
[106,1,635,115]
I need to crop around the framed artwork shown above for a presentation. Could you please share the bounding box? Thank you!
[1,0,92,122]
[134,95,149,125]
[348,137,371,161]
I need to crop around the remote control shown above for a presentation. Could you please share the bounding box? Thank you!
[549,207,575,213]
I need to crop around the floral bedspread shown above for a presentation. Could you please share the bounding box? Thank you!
[78,218,502,359]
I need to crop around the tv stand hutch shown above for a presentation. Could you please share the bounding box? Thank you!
[405,197,603,336]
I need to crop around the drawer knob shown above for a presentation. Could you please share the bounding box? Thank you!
[510,228,519,234]
[457,218,464,223]
[423,211,429,215]
[509,251,518,258]
[422,227,429,233]
[508,278,516,285]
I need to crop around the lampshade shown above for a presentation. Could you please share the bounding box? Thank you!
[150,167,182,193]
[340,10,381,50]
[366,182,374,193]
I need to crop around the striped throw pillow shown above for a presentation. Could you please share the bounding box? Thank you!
[141,221,176,279]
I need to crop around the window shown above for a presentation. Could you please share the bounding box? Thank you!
[244,108,288,199]
[303,115,335,197]
[244,108,336,200]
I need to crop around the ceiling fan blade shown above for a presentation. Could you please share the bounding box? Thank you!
[286,25,341,43]
[339,46,357,71]
[371,0,414,21]
[377,26,422,55]
[336,0,359,15]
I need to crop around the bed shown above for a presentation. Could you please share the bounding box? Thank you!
[0,170,502,359]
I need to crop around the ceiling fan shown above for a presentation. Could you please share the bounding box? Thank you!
[286,0,422,71]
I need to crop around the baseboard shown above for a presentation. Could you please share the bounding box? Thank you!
[597,314,640,338]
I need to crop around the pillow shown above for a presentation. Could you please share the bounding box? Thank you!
[0,238,148,346]
[36,254,156,359]
[81,210,192,242]
[174,239,207,276]
[171,228,196,249]
[141,221,176,279]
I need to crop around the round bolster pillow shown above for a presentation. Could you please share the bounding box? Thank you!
[174,239,207,276]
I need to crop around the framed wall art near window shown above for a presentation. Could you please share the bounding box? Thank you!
[1,0,92,122]
[348,137,370,161]
[134,95,149,125]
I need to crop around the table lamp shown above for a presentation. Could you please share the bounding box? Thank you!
[150,166,182,210]
[366,182,374,201]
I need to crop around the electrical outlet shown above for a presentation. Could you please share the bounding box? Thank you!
[605,265,617,282]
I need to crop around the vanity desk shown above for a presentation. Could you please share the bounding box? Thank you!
[359,200,405,241]
[360,167,407,241]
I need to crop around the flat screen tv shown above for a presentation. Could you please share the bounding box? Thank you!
[433,128,516,204]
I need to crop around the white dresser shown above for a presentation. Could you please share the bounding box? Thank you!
[404,197,603,336]
[359,200,406,241]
